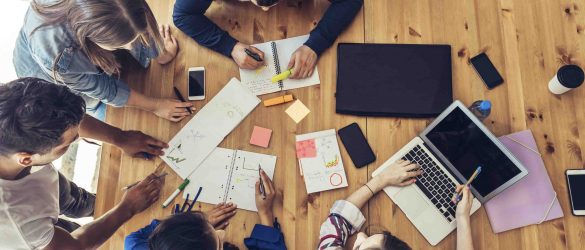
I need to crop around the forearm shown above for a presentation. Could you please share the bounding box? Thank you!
[305,0,363,55]
[456,218,474,250]
[126,89,158,112]
[79,114,123,145]
[70,204,134,249]
[258,210,274,227]
[346,177,385,209]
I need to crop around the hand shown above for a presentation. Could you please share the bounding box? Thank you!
[371,160,422,190]
[455,185,474,219]
[156,24,178,64]
[114,130,169,159]
[152,98,195,122]
[207,203,237,230]
[231,42,265,69]
[255,169,276,226]
[287,45,317,79]
[119,173,164,215]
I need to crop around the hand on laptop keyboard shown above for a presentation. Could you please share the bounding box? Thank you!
[371,160,422,190]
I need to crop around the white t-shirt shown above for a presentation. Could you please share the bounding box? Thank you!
[0,165,59,250]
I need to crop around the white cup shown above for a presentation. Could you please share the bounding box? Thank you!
[548,65,584,95]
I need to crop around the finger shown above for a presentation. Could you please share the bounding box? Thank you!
[255,180,261,195]
[287,56,296,71]
[171,35,178,46]
[146,138,168,149]
[170,116,183,122]
[406,170,423,178]
[172,111,192,117]
[249,46,265,61]
[175,102,194,108]
[149,195,160,204]
[216,220,230,230]
[307,68,315,77]
[454,185,464,193]
[215,209,237,223]
[291,56,302,78]
[164,25,171,40]
[403,163,420,172]
[158,24,164,37]
[459,186,470,204]
[260,170,274,193]
[398,178,417,186]
[144,147,164,156]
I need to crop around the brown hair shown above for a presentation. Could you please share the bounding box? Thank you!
[31,0,163,76]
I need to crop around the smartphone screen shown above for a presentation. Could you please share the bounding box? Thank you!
[470,53,504,89]
[567,173,585,212]
[338,123,376,168]
[188,69,205,98]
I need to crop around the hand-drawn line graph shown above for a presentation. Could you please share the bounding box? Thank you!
[166,143,186,163]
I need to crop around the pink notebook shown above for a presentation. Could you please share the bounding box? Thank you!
[484,130,564,233]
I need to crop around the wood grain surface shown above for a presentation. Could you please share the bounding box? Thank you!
[95,0,585,249]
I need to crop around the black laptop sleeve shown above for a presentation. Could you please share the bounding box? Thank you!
[336,43,453,118]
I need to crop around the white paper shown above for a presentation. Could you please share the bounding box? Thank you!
[239,35,320,96]
[296,129,348,194]
[183,148,277,212]
[161,78,260,179]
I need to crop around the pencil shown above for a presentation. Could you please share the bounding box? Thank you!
[452,166,482,203]
[259,165,266,200]
[173,87,193,114]
[121,172,168,191]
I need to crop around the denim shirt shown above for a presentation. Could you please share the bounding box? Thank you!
[12,1,158,109]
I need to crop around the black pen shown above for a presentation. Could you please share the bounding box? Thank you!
[258,165,266,200]
[173,86,193,114]
[245,48,263,62]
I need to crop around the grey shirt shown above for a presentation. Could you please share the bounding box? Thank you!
[12,0,158,109]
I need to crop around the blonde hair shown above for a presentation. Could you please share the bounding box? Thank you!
[32,0,163,76]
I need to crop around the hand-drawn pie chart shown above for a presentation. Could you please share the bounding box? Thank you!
[329,173,343,186]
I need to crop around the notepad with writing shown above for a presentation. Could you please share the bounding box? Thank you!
[296,129,348,194]
[239,35,320,95]
[484,130,564,233]
[183,147,276,212]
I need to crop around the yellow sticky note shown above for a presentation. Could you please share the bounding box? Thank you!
[285,100,310,123]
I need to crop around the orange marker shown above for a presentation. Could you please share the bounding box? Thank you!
[263,94,294,107]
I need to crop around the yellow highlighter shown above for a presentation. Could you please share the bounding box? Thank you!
[271,69,294,83]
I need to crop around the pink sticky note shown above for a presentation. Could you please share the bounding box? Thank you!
[296,139,317,158]
[250,126,272,148]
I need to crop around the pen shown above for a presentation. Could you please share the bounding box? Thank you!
[452,166,482,203]
[121,172,168,191]
[271,69,294,83]
[140,152,153,160]
[162,179,190,208]
[173,87,193,114]
[245,48,263,62]
[258,165,266,200]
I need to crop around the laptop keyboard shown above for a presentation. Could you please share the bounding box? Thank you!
[403,145,458,222]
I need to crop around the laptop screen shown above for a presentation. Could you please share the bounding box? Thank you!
[424,107,521,197]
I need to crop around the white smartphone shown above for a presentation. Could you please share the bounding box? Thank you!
[188,67,205,100]
[566,169,585,216]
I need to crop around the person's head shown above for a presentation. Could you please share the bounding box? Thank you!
[148,212,239,250]
[31,0,163,75]
[250,0,280,11]
[0,77,85,167]
[353,231,411,250]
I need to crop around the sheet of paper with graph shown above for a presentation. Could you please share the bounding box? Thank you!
[239,35,320,96]
[295,129,348,194]
[161,78,261,179]
[183,148,277,212]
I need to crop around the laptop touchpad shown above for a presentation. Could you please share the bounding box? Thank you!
[395,187,429,219]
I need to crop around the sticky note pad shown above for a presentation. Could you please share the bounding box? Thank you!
[285,100,310,123]
[250,126,272,148]
[296,139,317,158]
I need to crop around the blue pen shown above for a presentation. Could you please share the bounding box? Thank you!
[141,152,153,160]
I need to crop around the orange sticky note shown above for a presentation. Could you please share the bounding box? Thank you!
[250,126,272,148]
[285,100,310,123]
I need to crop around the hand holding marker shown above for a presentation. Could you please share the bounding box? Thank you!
[452,166,481,203]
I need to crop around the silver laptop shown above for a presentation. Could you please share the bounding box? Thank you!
[372,100,528,246]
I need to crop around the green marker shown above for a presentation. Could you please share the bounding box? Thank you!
[162,179,190,208]
[271,69,294,83]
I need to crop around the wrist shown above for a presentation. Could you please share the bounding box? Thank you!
[115,201,136,221]
[111,128,125,146]
[456,215,470,225]
[366,178,385,193]
[258,210,274,226]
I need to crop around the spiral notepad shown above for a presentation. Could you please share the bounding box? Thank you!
[239,35,320,96]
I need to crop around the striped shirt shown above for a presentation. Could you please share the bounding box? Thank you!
[318,200,366,250]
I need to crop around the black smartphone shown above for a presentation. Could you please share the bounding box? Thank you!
[338,123,376,168]
[566,169,585,216]
[470,53,504,89]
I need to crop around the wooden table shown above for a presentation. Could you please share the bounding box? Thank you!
[95,0,585,249]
